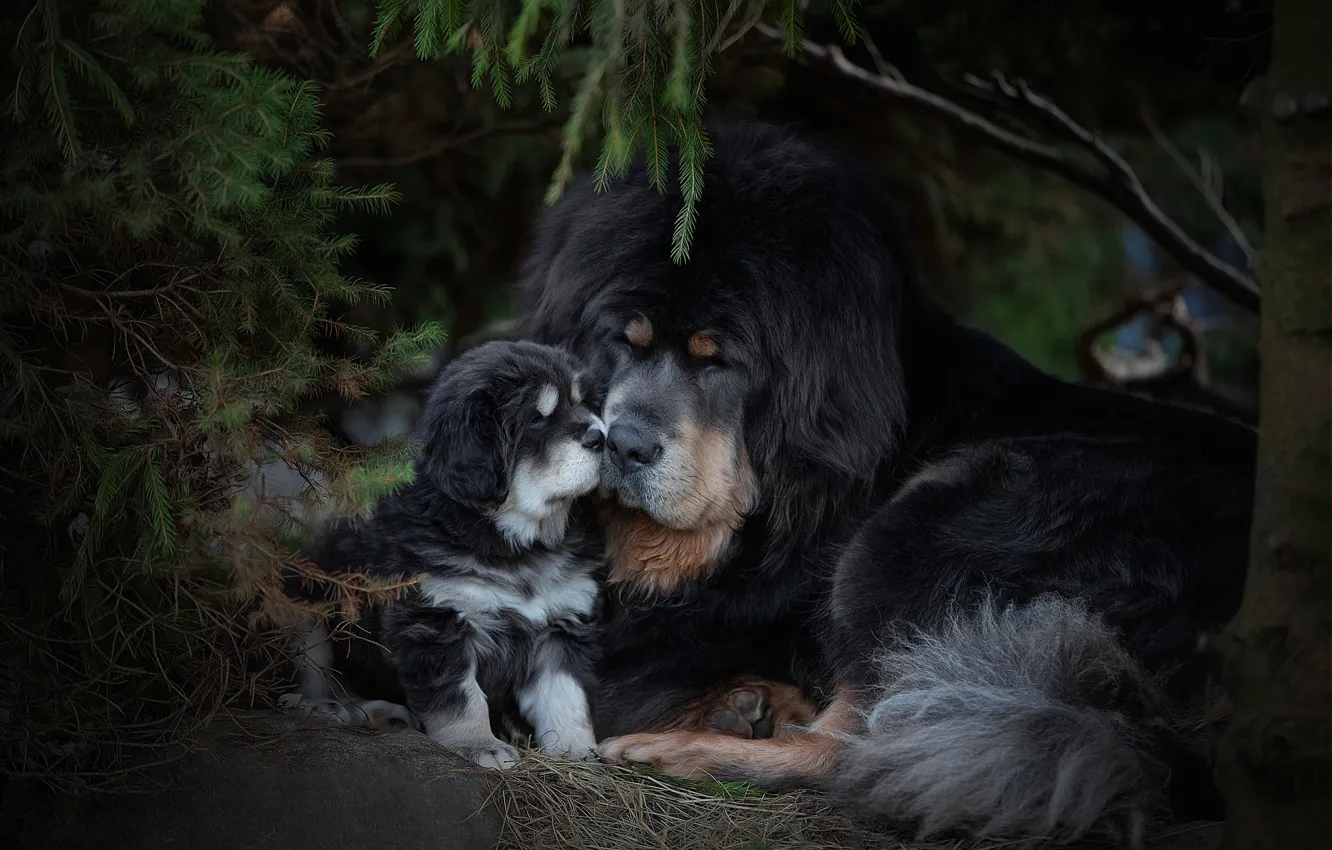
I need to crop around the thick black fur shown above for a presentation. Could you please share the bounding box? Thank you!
[518,122,1254,840]
[294,340,607,766]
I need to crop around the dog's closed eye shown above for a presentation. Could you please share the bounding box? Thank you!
[536,383,559,419]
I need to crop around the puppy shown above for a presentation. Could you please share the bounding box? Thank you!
[287,340,607,769]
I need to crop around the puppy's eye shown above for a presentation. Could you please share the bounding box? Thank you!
[570,374,602,409]
[532,383,560,425]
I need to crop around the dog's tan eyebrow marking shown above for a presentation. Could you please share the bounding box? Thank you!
[537,383,559,418]
[625,315,653,347]
[688,331,717,359]
[571,376,584,404]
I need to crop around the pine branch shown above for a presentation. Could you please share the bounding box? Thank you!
[369,0,841,262]
[1,0,447,793]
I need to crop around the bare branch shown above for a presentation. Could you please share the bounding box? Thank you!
[706,0,743,55]
[336,119,562,169]
[712,0,769,55]
[859,29,902,82]
[330,40,417,91]
[752,24,1261,313]
[1139,107,1258,268]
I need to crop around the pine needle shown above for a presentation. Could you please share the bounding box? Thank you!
[369,0,842,262]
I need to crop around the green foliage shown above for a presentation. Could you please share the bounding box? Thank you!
[1,0,438,788]
[646,766,768,799]
[333,107,566,330]
[952,166,1122,379]
[950,119,1261,383]
[370,0,859,262]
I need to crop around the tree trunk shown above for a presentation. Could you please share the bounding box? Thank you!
[1216,0,1332,847]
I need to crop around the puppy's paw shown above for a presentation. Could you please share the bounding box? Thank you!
[307,700,355,723]
[452,739,522,770]
[350,699,418,732]
[707,687,774,740]
[434,733,522,770]
[283,695,354,724]
[535,726,599,761]
[276,692,304,711]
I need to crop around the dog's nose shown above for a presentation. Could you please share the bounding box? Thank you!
[580,425,606,451]
[606,424,662,472]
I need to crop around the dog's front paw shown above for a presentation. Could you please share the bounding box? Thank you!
[598,732,723,778]
[536,727,599,761]
[447,738,522,770]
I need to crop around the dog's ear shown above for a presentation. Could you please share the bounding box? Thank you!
[746,237,911,545]
[417,387,509,507]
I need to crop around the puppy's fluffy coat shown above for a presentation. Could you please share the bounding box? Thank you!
[290,340,607,768]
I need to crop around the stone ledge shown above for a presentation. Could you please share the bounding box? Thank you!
[0,712,1227,850]
[1,713,501,850]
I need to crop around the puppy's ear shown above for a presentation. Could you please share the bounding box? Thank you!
[417,389,509,507]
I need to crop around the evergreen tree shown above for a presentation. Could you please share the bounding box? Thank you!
[1216,0,1331,844]
[0,0,438,789]
[371,0,860,261]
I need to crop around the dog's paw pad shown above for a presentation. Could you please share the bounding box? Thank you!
[707,708,750,736]
[706,687,773,739]
[729,688,766,718]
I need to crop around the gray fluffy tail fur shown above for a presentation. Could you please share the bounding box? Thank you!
[832,594,1171,847]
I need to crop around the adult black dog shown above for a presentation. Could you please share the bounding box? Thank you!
[518,122,1254,845]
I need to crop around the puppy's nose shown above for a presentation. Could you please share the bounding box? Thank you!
[580,425,606,451]
[606,424,662,473]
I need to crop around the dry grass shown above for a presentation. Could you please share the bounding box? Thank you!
[482,753,999,850]
[484,754,860,850]
[477,753,1223,850]
[0,558,406,795]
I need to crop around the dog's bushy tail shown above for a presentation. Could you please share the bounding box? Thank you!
[832,595,1172,847]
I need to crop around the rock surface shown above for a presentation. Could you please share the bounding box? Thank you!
[0,711,1227,850]
[1,713,500,850]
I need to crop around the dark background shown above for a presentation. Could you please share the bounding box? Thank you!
[213,0,1268,443]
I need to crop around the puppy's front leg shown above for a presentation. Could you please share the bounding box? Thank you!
[416,667,519,769]
[518,625,599,761]
[388,608,519,769]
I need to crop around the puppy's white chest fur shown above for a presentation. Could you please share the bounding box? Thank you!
[419,553,598,625]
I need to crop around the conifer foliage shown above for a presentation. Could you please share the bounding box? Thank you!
[1,0,438,789]
[371,0,859,261]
